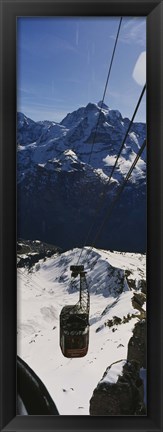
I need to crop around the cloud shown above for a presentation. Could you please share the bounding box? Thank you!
[118,18,146,47]
[18,87,35,97]
[132,51,146,86]
[47,35,77,54]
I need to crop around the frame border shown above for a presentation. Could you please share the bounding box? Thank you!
[0,0,163,431]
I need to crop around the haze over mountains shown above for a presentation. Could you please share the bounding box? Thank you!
[17,101,146,252]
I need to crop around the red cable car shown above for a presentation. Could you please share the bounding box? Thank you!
[60,265,90,358]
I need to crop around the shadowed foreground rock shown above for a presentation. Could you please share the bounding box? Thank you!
[90,316,147,416]
[89,359,146,416]
[127,319,146,368]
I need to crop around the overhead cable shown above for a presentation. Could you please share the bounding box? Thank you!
[87,17,123,165]
[84,139,146,260]
[77,84,146,263]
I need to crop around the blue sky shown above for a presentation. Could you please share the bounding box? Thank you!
[17,17,146,123]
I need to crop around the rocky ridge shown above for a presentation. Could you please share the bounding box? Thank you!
[17,101,146,252]
[89,289,146,416]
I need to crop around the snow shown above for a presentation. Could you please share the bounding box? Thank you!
[100,360,126,384]
[18,145,26,151]
[17,103,146,187]
[38,163,46,168]
[94,168,108,182]
[129,132,140,147]
[103,154,117,166]
[114,153,146,182]
[17,247,146,415]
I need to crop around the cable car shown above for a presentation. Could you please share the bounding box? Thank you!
[60,265,90,358]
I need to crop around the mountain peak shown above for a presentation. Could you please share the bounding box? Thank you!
[97,101,109,110]
[85,102,98,112]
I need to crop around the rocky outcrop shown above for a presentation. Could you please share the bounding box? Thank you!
[17,239,61,268]
[131,292,146,312]
[90,359,146,415]
[127,319,146,368]
[90,315,147,415]
[137,279,146,294]
[17,104,146,253]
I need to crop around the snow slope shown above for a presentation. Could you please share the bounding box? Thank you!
[17,247,146,415]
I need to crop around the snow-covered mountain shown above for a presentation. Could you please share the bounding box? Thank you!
[17,246,146,415]
[17,101,146,252]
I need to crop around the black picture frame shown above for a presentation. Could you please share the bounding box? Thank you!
[0,0,163,431]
